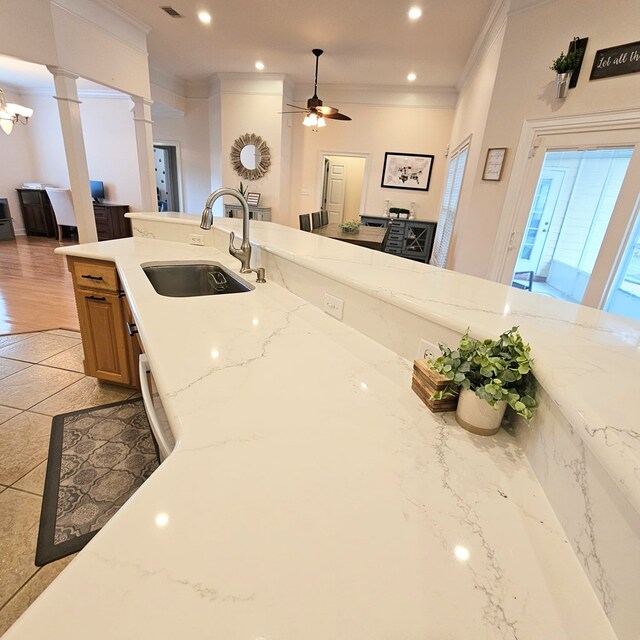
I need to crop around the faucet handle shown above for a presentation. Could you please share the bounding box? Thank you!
[229,231,240,254]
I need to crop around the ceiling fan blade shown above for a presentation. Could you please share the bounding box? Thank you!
[279,110,310,114]
[323,112,352,121]
[316,105,338,115]
[285,103,308,110]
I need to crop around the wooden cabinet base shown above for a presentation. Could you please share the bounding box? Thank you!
[68,256,139,388]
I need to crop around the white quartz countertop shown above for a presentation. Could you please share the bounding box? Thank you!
[5,235,616,639]
[131,212,640,517]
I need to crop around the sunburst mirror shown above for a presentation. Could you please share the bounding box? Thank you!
[230,133,271,180]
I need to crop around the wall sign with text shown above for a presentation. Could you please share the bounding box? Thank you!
[590,40,640,80]
[482,148,507,181]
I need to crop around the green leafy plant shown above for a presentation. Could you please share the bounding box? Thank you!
[550,48,582,74]
[338,219,361,233]
[429,327,537,422]
[238,181,247,197]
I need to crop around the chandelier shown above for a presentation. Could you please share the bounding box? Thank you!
[0,88,33,135]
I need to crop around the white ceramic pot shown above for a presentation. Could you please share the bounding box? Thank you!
[455,388,506,436]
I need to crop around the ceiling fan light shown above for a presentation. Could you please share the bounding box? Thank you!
[316,116,326,128]
[303,112,318,127]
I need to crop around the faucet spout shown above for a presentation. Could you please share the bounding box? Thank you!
[200,187,256,275]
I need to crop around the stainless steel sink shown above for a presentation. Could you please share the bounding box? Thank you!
[142,261,254,297]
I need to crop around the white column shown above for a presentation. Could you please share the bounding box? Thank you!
[131,96,157,212]
[46,66,98,244]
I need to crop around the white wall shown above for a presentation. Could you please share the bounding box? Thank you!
[0,90,40,233]
[219,76,287,221]
[288,101,454,229]
[445,13,506,270]
[79,97,141,209]
[0,90,144,233]
[451,0,640,278]
[152,98,212,214]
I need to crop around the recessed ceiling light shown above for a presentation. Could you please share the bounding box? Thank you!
[407,72,417,82]
[408,6,422,20]
[255,61,265,71]
[198,10,212,24]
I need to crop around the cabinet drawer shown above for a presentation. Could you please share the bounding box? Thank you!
[69,258,119,293]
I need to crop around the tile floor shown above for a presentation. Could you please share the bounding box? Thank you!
[0,329,140,635]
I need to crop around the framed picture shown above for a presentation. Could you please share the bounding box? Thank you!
[246,192,261,206]
[381,152,434,191]
[482,148,507,181]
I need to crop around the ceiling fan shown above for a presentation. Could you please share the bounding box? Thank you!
[282,49,352,128]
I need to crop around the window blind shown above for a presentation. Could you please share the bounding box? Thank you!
[430,144,469,268]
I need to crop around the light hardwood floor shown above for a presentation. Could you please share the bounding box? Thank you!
[0,237,80,335]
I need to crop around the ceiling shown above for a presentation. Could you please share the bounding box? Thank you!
[0,1,495,94]
[108,0,494,88]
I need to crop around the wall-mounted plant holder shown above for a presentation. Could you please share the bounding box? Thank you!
[556,73,572,98]
[568,37,589,88]
[550,36,588,98]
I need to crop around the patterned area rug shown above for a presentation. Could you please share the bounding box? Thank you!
[36,398,159,566]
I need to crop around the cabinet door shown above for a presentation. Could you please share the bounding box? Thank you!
[76,291,131,385]
[122,295,142,389]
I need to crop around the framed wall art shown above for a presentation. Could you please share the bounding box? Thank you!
[482,148,507,181]
[246,192,261,206]
[381,152,434,192]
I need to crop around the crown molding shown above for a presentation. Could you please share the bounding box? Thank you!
[508,0,554,16]
[51,0,150,54]
[17,86,129,100]
[457,0,509,91]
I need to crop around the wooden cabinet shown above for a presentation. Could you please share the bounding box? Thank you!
[93,204,131,241]
[17,189,56,236]
[224,203,271,221]
[68,256,138,387]
[123,294,142,389]
[17,189,130,240]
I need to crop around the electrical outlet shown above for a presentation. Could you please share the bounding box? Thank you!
[418,338,440,361]
[189,234,205,246]
[323,293,344,320]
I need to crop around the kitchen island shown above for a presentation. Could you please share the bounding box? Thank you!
[4,217,636,639]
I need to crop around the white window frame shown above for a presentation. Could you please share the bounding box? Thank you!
[430,137,471,268]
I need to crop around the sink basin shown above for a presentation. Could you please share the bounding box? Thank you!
[142,261,253,297]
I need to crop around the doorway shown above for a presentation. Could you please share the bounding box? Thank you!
[321,155,367,224]
[511,148,634,303]
[153,144,180,211]
[495,113,640,319]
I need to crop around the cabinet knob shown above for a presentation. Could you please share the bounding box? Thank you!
[126,321,138,336]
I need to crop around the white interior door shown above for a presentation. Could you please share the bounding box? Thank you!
[326,159,346,223]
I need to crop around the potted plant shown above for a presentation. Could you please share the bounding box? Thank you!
[429,327,537,435]
[550,45,582,98]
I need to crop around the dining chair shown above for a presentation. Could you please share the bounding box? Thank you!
[45,188,77,241]
[311,211,321,229]
[320,209,329,226]
[299,213,311,232]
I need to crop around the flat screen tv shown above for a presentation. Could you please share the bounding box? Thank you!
[90,180,105,203]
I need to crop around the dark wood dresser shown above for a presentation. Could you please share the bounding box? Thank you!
[93,204,131,241]
[16,189,131,240]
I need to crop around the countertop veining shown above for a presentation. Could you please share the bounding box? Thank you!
[2,235,616,639]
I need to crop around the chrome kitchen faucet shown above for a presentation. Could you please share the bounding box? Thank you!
[200,187,266,283]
